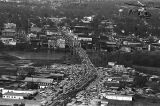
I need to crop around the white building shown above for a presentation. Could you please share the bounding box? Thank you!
[2,89,37,95]
[3,92,29,99]
[4,23,16,29]
[108,62,116,67]
[45,28,59,36]
[78,37,92,41]
[0,38,16,46]
[101,94,133,101]
[0,98,41,106]
[57,38,65,48]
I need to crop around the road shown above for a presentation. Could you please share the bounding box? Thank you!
[46,27,100,106]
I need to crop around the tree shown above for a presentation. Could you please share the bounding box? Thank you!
[26,82,38,89]
[134,75,148,88]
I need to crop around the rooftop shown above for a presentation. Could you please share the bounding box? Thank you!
[30,27,42,33]
[24,77,54,83]
[3,88,37,92]
[0,98,41,106]
[3,92,30,97]
[2,29,16,33]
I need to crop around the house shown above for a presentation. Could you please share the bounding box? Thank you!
[4,23,16,29]
[2,0,22,3]
[56,38,65,48]
[2,23,16,37]
[149,75,159,82]
[2,29,16,37]
[72,26,91,34]
[108,62,116,67]
[27,33,37,39]
[78,36,92,42]
[0,37,16,46]
[48,39,57,48]
[30,27,42,33]
[81,16,94,23]
[120,46,131,52]
[104,81,120,88]
[123,41,142,47]
[112,65,127,72]
[45,28,59,36]
[24,77,54,88]
[3,92,30,100]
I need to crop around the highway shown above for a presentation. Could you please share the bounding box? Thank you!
[46,27,100,106]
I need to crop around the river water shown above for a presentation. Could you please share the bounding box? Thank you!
[0,50,67,75]
[6,50,66,60]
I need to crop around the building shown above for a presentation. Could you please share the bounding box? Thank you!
[24,77,54,88]
[123,41,141,47]
[57,38,65,48]
[0,37,16,46]
[101,94,133,101]
[2,29,16,37]
[72,26,91,34]
[48,39,57,48]
[2,89,37,95]
[104,80,120,88]
[108,62,116,67]
[30,27,42,33]
[112,65,127,72]
[81,16,94,23]
[27,33,37,39]
[4,23,16,29]
[2,23,16,37]
[45,28,60,36]
[120,46,131,52]
[0,98,41,106]
[0,23,17,46]
[3,92,30,100]
[78,36,92,42]
[1,0,23,3]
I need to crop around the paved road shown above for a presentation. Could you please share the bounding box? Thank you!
[46,27,99,106]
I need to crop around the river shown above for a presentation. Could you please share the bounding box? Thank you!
[0,50,67,75]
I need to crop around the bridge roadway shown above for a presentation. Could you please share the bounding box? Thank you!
[47,27,99,106]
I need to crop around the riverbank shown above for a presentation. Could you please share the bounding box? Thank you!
[133,65,160,76]
[88,50,160,68]
[0,50,80,76]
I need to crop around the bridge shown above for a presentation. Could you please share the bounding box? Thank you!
[46,26,100,106]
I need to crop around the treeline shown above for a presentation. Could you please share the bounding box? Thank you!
[88,51,160,68]
[59,1,160,37]
[0,2,56,31]
[133,65,160,76]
